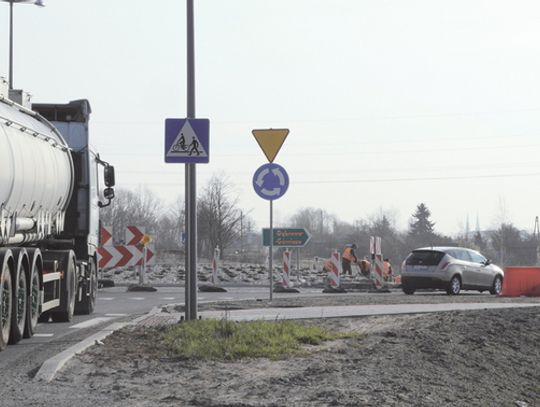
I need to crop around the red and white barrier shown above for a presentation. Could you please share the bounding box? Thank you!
[98,244,155,269]
[281,249,291,288]
[98,226,155,269]
[100,225,113,246]
[98,245,143,269]
[370,236,386,290]
[326,250,341,288]
[137,243,156,267]
[126,225,145,246]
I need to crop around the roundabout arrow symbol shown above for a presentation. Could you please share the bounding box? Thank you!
[253,163,289,201]
[272,168,285,186]
[255,168,270,187]
[261,187,281,197]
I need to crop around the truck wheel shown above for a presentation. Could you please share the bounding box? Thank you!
[24,260,41,338]
[51,251,77,323]
[75,258,97,315]
[9,260,27,345]
[0,257,13,351]
[38,312,50,323]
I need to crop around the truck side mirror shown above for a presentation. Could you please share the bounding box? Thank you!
[104,165,115,187]
[98,187,115,208]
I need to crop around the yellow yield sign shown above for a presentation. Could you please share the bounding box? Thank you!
[252,128,289,163]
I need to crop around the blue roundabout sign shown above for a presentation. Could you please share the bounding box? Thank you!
[252,163,289,200]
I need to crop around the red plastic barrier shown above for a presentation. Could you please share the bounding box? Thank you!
[501,267,540,297]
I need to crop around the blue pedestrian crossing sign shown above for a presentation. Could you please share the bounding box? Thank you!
[165,118,210,163]
[253,163,289,200]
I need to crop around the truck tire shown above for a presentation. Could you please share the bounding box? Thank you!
[75,257,97,315]
[9,250,28,345]
[0,251,13,351]
[51,251,77,323]
[24,250,41,338]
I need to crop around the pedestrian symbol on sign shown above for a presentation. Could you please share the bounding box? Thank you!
[167,120,207,158]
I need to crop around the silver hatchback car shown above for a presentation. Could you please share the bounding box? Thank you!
[401,247,504,295]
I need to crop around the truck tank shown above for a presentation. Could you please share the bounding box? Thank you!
[0,97,74,245]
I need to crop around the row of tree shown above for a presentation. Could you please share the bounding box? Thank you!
[101,175,540,268]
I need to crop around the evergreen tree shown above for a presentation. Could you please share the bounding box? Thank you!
[407,203,438,247]
[408,203,435,236]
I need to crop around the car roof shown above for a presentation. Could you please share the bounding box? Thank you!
[413,246,476,253]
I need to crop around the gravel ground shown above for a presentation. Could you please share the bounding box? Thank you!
[2,292,536,407]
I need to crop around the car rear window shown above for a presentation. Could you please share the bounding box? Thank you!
[406,250,445,266]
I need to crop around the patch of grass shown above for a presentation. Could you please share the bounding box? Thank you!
[162,319,357,361]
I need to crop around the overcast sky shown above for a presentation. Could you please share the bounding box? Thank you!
[2,0,540,236]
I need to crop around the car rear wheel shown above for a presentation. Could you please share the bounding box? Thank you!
[402,286,415,295]
[446,276,461,295]
[489,276,503,295]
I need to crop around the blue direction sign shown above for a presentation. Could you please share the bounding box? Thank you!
[252,163,289,200]
[165,118,210,163]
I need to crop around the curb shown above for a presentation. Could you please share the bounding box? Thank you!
[34,309,161,383]
[34,322,127,382]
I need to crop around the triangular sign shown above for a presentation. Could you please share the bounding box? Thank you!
[252,129,289,163]
[167,120,208,158]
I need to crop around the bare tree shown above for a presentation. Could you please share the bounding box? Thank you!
[155,196,185,252]
[289,207,339,256]
[100,186,163,244]
[197,174,242,258]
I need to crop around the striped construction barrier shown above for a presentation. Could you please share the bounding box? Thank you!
[282,249,291,288]
[327,250,340,288]
[322,250,346,293]
[501,267,540,297]
[199,247,227,292]
[370,236,388,291]
[274,249,300,293]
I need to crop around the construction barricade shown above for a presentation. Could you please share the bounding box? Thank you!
[199,247,227,292]
[322,250,346,293]
[369,236,390,292]
[274,249,300,293]
[500,267,540,297]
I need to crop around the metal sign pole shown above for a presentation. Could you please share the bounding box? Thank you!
[185,0,197,321]
[269,200,273,301]
[296,248,300,280]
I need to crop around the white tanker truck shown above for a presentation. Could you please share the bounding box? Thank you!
[0,83,115,350]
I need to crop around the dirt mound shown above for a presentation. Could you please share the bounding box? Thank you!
[50,306,539,407]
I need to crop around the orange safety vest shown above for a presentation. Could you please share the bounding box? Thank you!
[383,260,392,276]
[342,247,356,262]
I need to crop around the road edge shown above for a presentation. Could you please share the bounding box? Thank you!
[34,307,162,382]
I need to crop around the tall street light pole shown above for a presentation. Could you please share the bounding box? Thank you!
[2,0,44,90]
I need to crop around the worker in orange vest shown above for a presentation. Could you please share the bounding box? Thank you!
[383,258,393,281]
[342,244,358,276]
[359,257,371,278]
